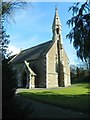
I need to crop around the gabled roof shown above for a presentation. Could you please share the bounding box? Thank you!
[11,40,53,64]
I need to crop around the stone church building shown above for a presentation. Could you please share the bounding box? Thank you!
[10,8,71,89]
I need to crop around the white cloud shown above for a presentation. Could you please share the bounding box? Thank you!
[8,45,20,55]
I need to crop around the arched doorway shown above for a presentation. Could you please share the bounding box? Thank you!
[22,71,27,88]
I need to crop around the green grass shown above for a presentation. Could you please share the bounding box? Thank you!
[17,83,90,113]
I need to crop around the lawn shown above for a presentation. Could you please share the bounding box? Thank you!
[17,83,89,113]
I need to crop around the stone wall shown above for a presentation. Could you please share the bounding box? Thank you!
[13,63,27,87]
[46,41,71,88]
[46,42,59,88]
[29,57,46,88]
[13,63,36,88]
[63,49,71,87]
[12,42,71,89]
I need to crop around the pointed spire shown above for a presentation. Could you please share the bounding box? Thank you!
[52,6,62,31]
[52,7,62,43]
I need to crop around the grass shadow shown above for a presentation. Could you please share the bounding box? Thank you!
[18,91,89,114]
[2,95,34,119]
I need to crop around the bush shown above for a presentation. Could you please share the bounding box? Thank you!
[70,66,90,84]
[2,58,17,103]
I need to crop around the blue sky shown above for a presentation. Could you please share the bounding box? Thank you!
[5,2,83,65]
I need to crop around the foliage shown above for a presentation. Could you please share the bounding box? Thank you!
[18,83,89,113]
[1,22,16,104]
[0,24,10,59]
[1,1,29,58]
[2,58,17,102]
[1,1,30,115]
[70,66,77,83]
[70,65,90,83]
[2,1,29,21]
[66,1,90,63]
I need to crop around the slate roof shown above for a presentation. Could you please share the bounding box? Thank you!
[11,40,53,64]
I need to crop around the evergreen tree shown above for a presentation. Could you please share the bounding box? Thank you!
[1,0,29,102]
[1,1,33,119]
[2,1,28,21]
[1,21,16,102]
[66,1,90,70]
[0,24,10,59]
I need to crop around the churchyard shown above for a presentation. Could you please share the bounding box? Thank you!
[17,83,89,113]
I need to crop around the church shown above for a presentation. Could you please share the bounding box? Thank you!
[10,7,71,89]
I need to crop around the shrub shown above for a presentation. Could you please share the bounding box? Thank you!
[2,58,17,103]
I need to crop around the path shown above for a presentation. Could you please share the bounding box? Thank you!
[25,98,88,118]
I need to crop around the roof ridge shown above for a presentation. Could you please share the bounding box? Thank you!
[11,40,53,63]
[21,40,52,53]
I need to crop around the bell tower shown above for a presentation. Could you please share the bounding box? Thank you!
[52,7,64,87]
[52,7,62,43]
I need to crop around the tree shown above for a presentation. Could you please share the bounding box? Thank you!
[70,64,89,83]
[1,1,29,58]
[0,25,10,59]
[70,65,77,83]
[2,58,16,101]
[66,1,90,69]
[1,0,29,103]
[1,1,32,118]
[2,1,28,22]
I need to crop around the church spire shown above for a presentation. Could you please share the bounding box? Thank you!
[52,7,62,42]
